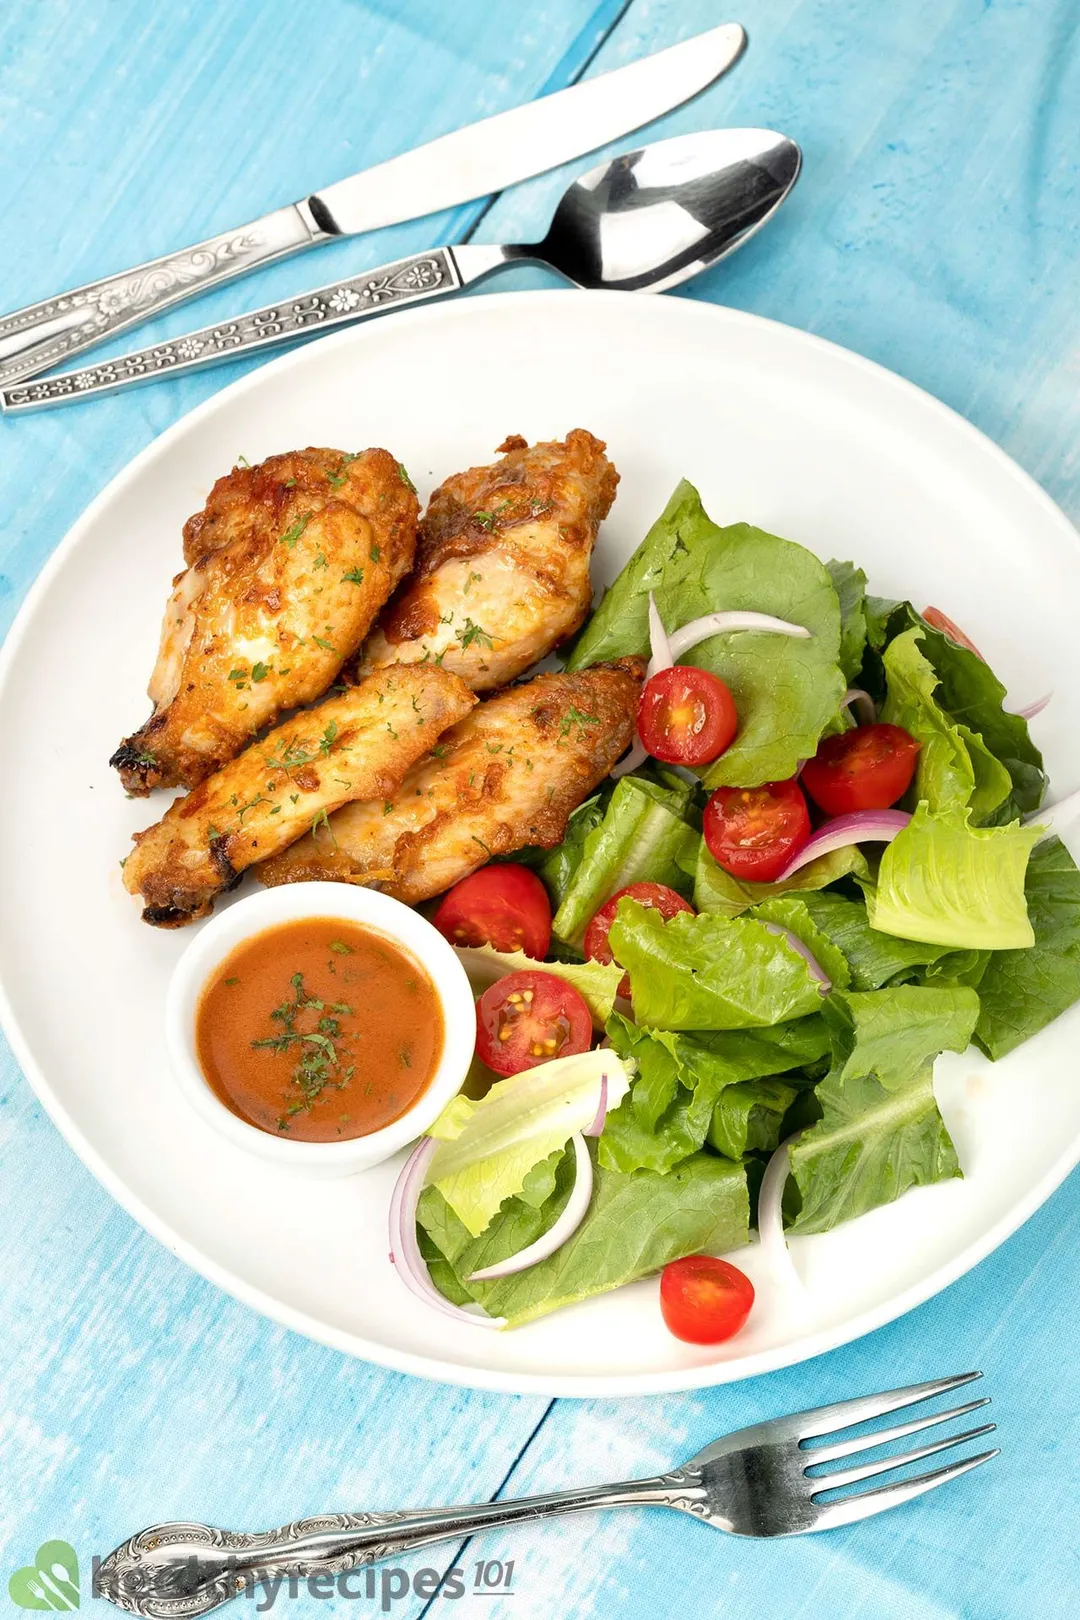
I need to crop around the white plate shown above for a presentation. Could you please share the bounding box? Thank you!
[2,290,1079,1397]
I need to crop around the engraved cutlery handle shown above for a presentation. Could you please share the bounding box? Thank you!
[96,1474,701,1617]
[0,202,325,389]
[0,244,512,412]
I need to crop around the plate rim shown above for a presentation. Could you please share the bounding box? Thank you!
[2,286,1079,1397]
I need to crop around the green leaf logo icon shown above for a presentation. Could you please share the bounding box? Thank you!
[8,1542,79,1610]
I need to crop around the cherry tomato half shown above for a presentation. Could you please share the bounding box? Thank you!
[636,666,739,767]
[801,723,920,816]
[922,606,983,660]
[660,1255,755,1344]
[583,882,695,998]
[703,778,810,883]
[433,864,552,958]
[475,970,593,1077]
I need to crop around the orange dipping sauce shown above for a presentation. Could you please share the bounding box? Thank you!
[195,917,443,1141]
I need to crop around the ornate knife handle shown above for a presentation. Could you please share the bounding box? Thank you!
[0,201,327,389]
[0,245,513,412]
[95,1471,705,1618]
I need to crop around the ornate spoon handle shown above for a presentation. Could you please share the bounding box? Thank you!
[0,203,327,390]
[95,1471,705,1617]
[0,243,513,412]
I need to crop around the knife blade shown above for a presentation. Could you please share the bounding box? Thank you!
[0,22,746,388]
[313,22,747,233]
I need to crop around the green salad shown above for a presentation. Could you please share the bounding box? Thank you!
[389,481,1080,1339]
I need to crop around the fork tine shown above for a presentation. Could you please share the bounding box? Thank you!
[808,1448,999,1531]
[805,1397,991,1464]
[793,1371,982,1441]
[809,1422,996,1493]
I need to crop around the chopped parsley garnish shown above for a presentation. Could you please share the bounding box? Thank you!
[560,705,600,741]
[310,807,336,844]
[312,634,335,652]
[252,972,355,1128]
[326,452,359,489]
[280,511,313,548]
[459,617,494,652]
[472,510,495,532]
[312,553,327,570]
[342,566,365,585]
[329,940,354,955]
[398,462,416,492]
[250,661,271,683]
[370,543,382,563]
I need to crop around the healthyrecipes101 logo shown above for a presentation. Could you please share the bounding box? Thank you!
[8,1543,80,1610]
[8,1542,517,1611]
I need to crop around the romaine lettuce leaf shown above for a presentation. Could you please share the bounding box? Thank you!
[975,836,1080,1058]
[881,628,1008,818]
[425,1049,631,1237]
[551,776,697,947]
[823,983,980,1089]
[826,559,869,683]
[868,803,1040,950]
[750,895,852,991]
[912,613,1046,815]
[707,1077,799,1159]
[607,898,828,1030]
[599,1011,827,1173]
[692,838,868,918]
[454,943,623,1030]
[565,480,847,788]
[521,794,606,909]
[788,1063,960,1234]
[867,602,1045,813]
[796,889,955,988]
[419,1144,749,1328]
[785,984,977,1234]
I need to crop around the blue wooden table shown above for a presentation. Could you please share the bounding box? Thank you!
[2,3,1079,1616]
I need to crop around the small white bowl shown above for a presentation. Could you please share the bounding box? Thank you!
[165,883,476,1176]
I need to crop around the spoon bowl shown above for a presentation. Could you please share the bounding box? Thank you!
[516,128,802,292]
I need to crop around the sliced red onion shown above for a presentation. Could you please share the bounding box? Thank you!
[842,687,877,726]
[668,611,810,661]
[388,1138,505,1328]
[1009,693,1051,721]
[584,1073,609,1137]
[776,809,911,881]
[646,592,673,677]
[757,1135,805,1293]
[468,1134,593,1282]
[764,924,831,995]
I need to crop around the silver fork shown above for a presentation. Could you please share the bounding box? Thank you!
[95,1373,996,1617]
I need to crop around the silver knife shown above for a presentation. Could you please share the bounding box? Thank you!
[0,23,744,389]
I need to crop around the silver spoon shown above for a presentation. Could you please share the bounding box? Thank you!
[2,128,800,413]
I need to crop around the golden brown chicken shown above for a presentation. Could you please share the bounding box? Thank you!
[111,447,419,795]
[123,665,474,926]
[258,660,643,902]
[357,430,618,691]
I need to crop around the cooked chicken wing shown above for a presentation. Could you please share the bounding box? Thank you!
[112,447,419,795]
[123,666,474,926]
[258,660,643,903]
[357,430,618,691]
